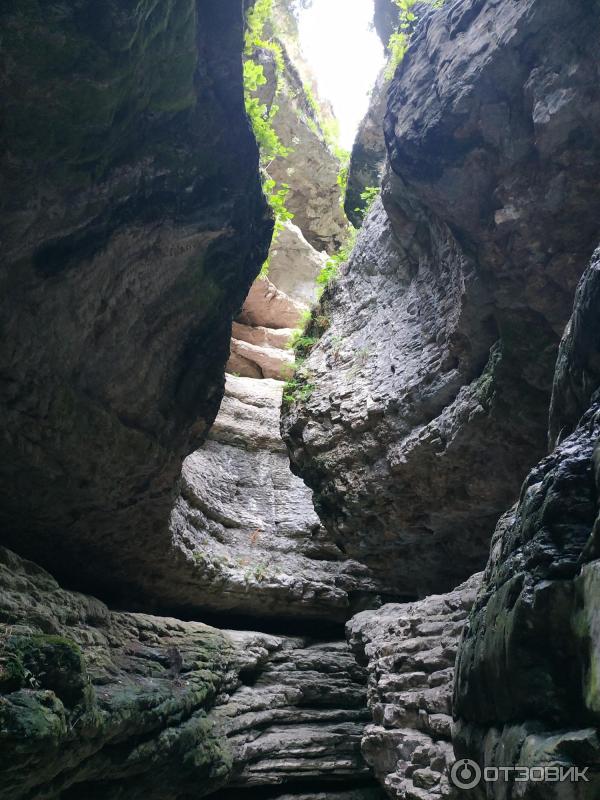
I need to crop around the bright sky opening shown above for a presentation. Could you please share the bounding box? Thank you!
[297,0,385,151]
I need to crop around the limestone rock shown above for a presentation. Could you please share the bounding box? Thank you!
[228,337,294,380]
[268,220,327,306]
[254,2,348,253]
[232,321,295,351]
[373,0,399,48]
[239,278,307,331]
[453,253,600,799]
[165,376,389,622]
[0,545,236,800]
[282,0,600,596]
[0,546,383,799]
[0,0,272,602]
[215,636,374,789]
[550,246,600,447]
[345,70,388,227]
[347,574,481,799]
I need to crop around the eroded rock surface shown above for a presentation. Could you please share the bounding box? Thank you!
[345,70,388,227]
[550,247,600,448]
[347,574,481,800]
[0,546,381,800]
[264,1,348,253]
[282,0,600,596]
[453,254,600,798]
[168,375,387,622]
[0,0,272,601]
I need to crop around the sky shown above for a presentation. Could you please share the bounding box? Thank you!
[297,0,385,150]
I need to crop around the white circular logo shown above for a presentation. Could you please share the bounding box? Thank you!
[450,759,482,790]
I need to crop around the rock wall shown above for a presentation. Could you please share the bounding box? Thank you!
[345,69,388,227]
[453,251,600,799]
[347,574,481,800]
[152,0,395,624]
[256,0,348,253]
[0,546,383,800]
[167,374,387,622]
[282,0,600,597]
[4,1,600,799]
[0,0,272,599]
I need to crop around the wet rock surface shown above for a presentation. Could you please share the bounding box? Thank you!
[282,0,600,596]
[0,546,380,800]
[453,253,600,798]
[0,0,272,601]
[347,574,481,800]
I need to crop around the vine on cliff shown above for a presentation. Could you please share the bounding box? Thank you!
[244,0,293,275]
[385,0,445,79]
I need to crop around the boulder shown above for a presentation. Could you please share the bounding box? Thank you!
[268,220,327,306]
[239,278,307,331]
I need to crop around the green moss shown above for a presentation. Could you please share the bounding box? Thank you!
[3,634,86,707]
[385,0,445,79]
[0,652,26,693]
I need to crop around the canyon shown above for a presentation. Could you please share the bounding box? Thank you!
[1,0,600,799]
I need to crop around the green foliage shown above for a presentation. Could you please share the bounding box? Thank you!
[287,332,319,358]
[260,179,295,277]
[283,372,315,405]
[243,60,290,164]
[264,179,294,234]
[245,0,275,55]
[317,227,357,292]
[385,0,445,79]
[244,0,295,277]
[355,185,380,216]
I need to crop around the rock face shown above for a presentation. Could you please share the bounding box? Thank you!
[0,0,272,599]
[0,545,235,800]
[257,0,348,253]
[282,0,600,596]
[453,252,600,799]
[373,0,398,48]
[345,70,388,227]
[549,247,600,448]
[0,546,383,800]
[167,375,387,622]
[215,635,374,790]
[347,574,481,800]
[159,0,388,625]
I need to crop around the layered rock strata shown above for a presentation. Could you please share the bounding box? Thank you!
[0,546,382,799]
[453,251,600,799]
[347,574,481,800]
[282,0,600,597]
[169,374,386,622]
[0,0,272,600]
[160,0,392,624]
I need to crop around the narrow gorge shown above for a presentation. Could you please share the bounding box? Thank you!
[1,1,600,799]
